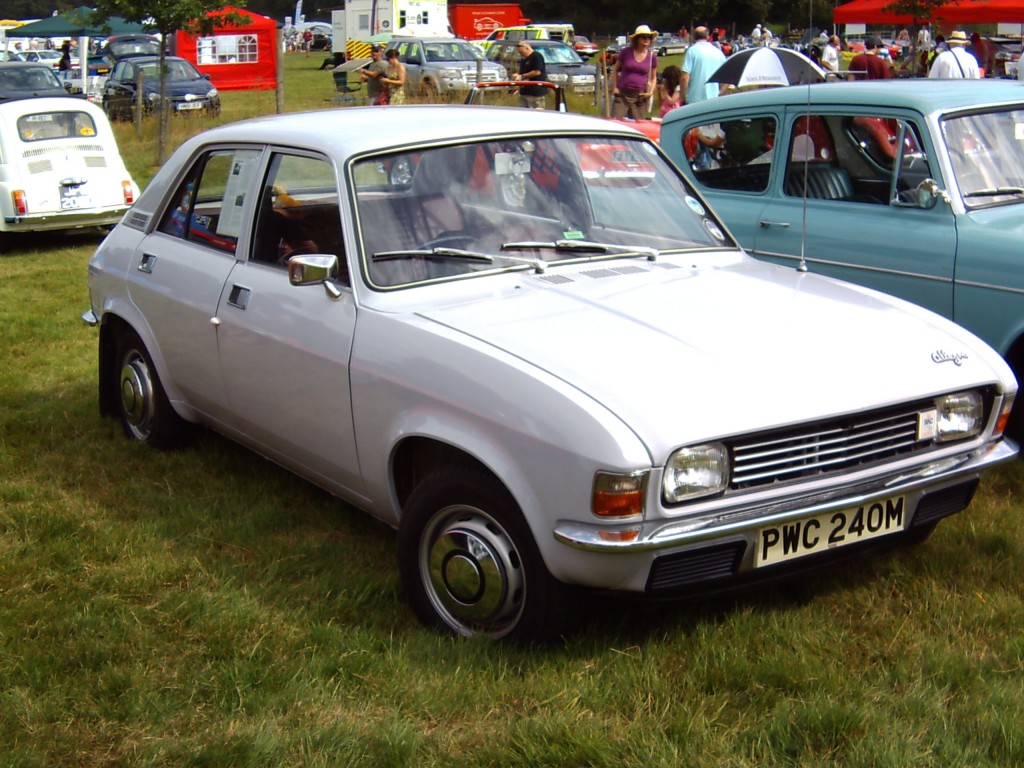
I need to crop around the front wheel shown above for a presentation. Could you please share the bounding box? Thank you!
[113,329,190,449]
[397,467,579,641]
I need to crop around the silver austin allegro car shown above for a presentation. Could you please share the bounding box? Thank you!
[83,106,1017,641]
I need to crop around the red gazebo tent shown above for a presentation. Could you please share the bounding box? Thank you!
[834,0,1024,25]
[175,7,279,91]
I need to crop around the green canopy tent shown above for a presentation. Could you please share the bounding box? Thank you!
[2,9,149,96]
[3,9,147,39]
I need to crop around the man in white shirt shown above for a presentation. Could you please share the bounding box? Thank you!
[928,30,980,79]
[821,35,840,72]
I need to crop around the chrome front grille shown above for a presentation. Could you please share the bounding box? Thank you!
[728,400,973,491]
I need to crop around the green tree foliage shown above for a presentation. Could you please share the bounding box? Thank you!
[88,0,250,163]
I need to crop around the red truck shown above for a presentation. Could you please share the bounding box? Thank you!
[448,3,528,39]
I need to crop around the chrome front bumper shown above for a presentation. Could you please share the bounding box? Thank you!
[554,438,1017,554]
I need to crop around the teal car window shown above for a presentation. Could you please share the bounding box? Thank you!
[684,116,776,193]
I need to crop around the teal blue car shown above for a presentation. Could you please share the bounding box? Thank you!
[662,80,1024,428]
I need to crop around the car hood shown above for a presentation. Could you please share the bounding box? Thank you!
[143,80,214,97]
[416,256,1009,456]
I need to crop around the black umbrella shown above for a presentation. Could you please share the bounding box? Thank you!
[709,47,825,88]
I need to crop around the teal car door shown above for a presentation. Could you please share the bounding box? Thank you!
[663,111,779,250]
[752,108,956,318]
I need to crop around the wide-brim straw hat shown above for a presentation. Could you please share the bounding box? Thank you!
[948,30,968,45]
[629,24,659,39]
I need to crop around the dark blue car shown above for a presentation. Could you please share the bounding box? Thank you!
[102,55,220,120]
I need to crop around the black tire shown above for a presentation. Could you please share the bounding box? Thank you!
[658,47,668,56]
[397,467,579,641]
[113,329,190,449]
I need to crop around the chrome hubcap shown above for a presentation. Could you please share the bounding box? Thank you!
[424,509,524,635]
[119,351,153,439]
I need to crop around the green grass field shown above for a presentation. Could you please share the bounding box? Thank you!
[1,53,1022,766]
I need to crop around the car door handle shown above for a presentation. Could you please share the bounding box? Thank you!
[227,284,251,310]
[758,220,791,228]
[137,253,157,273]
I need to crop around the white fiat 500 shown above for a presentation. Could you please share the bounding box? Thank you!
[83,106,1017,641]
[0,96,138,242]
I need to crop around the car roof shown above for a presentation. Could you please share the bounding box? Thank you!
[0,95,107,119]
[666,80,1024,123]
[173,105,646,159]
[0,61,57,71]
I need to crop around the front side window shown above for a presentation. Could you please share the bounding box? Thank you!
[17,112,98,142]
[783,113,933,206]
[251,153,346,283]
[157,148,263,254]
[352,136,733,289]
[942,108,1024,208]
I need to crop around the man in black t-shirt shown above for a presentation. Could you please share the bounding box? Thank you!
[512,41,547,109]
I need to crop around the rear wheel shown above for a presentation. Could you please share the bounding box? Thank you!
[397,467,579,641]
[113,329,189,449]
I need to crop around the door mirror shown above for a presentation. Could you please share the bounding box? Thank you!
[913,178,949,210]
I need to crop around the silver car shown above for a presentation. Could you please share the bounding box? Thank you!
[384,36,506,96]
[83,106,1017,641]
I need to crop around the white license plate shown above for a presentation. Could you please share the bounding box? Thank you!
[176,102,203,111]
[755,495,906,567]
[60,187,93,210]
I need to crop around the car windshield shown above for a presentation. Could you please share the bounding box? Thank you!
[942,108,1024,208]
[352,136,733,289]
[424,42,484,62]
[0,66,62,91]
[137,60,201,82]
[538,45,583,65]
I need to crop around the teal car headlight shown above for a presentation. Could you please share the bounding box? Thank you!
[663,443,729,503]
[934,391,983,441]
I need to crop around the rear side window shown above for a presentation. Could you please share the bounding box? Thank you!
[683,116,777,193]
[157,148,263,255]
[17,112,98,142]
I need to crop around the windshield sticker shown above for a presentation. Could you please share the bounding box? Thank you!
[562,229,585,240]
[703,219,726,241]
[1016,123,1024,141]
[685,196,705,216]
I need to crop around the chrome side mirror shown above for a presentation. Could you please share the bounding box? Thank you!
[288,254,343,300]
[914,178,950,210]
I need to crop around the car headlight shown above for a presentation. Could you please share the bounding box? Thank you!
[441,69,466,81]
[548,73,567,82]
[208,87,218,97]
[146,92,160,104]
[663,443,729,503]
[934,391,983,441]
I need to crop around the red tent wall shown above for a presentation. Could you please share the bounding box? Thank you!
[175,7,278,91]
[834,0,917,26]
[835,0,1024,25]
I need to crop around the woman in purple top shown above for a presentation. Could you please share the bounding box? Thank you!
[611,25,659,120]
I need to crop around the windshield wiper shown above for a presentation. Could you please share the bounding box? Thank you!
[502,239,661,260]
[373,247,494,262]
[962,186,1024,198]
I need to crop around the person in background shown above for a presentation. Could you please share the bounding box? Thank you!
[381,48,406,105]
[929,30,980,79]
[58,41,72,79]
[658,65,682,118]
[821,34,840,72]
[611,25,658,120]
[969,32,993,75]
[359,45,390,105]
[680,26,725,104]
[512,40,548,109]
[750,24,763,45]
[847,36,891,80]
